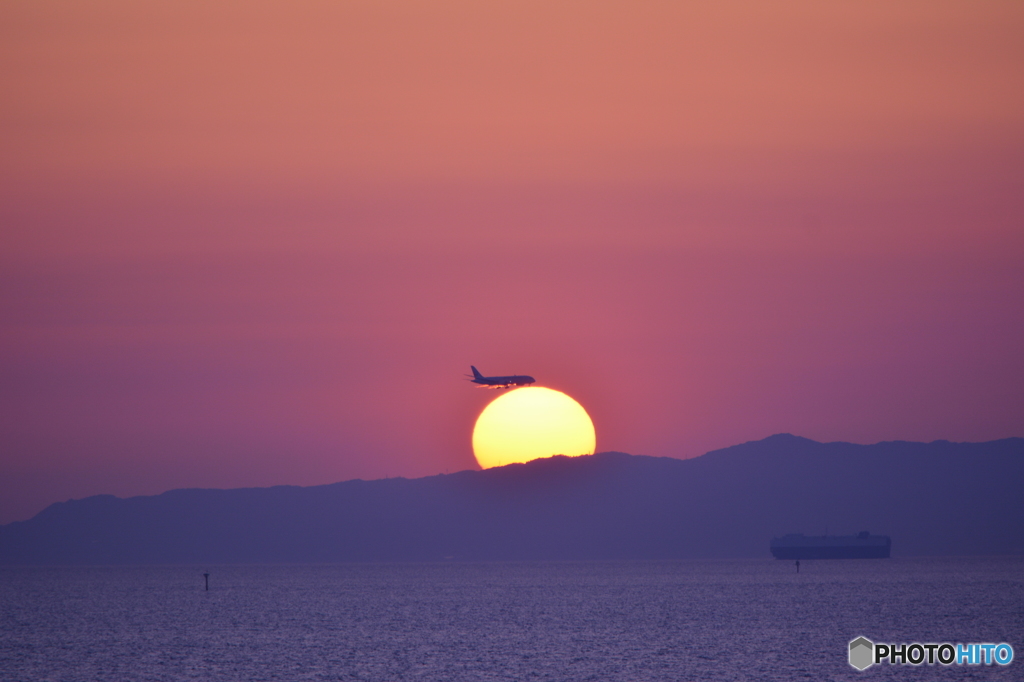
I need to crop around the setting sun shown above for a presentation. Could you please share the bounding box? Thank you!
[472,387,596,469]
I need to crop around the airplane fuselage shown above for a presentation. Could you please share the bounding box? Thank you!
[472,375,535,388]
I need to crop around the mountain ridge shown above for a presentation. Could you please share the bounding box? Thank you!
[2,434,1021,564]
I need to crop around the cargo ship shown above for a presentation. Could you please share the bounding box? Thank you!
[770,531,891,559]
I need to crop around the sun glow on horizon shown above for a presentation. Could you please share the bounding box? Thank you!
[472,387,596,469]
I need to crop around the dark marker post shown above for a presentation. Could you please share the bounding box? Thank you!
[203,571,210,591]
[795,560,800,573]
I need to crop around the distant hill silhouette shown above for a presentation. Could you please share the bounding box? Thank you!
[1,435,1021,564]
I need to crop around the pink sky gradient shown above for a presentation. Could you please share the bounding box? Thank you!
[1,1,1022,523]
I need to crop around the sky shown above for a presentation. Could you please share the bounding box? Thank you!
[1,1,1022,524]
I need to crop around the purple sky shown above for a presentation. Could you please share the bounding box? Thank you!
[1,2,1022,523]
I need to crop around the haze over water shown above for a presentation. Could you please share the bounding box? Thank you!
[2,558,1020,681]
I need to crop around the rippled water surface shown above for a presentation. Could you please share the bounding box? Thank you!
[1,558,1021,681]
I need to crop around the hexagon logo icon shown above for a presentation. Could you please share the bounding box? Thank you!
[849,637,874,670]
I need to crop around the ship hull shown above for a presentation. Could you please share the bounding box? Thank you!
[770,532,891,559]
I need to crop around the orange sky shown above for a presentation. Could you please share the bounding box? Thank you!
[4,2,1022,251]
[1,1,1022,523]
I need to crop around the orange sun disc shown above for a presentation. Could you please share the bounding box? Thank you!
[472,387,596,469]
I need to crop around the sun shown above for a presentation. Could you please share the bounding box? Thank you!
[472,387,596,469]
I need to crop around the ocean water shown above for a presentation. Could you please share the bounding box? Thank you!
[1,558,1020,681]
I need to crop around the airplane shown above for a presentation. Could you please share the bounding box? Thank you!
[467,366,535,389]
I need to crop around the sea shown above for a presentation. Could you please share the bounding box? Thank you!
[1,557,1021,681]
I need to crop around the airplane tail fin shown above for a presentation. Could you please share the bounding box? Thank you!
[471,366,484,380]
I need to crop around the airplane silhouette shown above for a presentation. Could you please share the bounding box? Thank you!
[467,366,535,389]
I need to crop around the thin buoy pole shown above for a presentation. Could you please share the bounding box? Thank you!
[795,560,800,573]
[204,572,210,591]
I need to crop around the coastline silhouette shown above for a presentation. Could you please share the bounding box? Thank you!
[1,434,1020,564]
